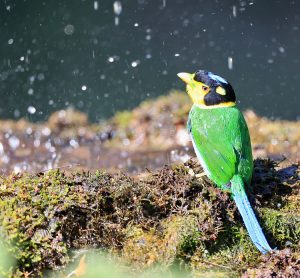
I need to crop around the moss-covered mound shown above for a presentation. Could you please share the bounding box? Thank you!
[0,159,299,277]
[107,90,191,148]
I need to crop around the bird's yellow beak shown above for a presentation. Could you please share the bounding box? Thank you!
[177,72,193,84]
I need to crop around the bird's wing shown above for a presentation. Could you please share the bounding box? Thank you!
[191,128,236,187]
[190,108,239,187]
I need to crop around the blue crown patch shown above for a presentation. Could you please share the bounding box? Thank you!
[208,72,228,84]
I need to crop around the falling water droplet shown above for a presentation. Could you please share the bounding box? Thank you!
[228,57,233,70]
[113,1,122,15]
[27,106,36,114]
[113,1,122,26]
[232,6,237,17]
[131,60,140,67]
[28,88,34,95]
[108,57,115,63]
[64,24,75,35]
[94,1,99,10]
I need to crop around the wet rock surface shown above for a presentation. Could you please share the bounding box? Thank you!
[0,91,299,175]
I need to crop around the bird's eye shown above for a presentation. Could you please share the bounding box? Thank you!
[202,86,209,92]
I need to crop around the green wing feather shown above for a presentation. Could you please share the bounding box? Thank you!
[189,105,253,189]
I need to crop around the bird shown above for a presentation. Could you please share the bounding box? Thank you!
[177,70,272,254]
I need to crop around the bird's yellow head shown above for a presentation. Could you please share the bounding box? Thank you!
[177,70,236,108]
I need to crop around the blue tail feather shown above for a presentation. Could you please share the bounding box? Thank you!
[231,175,272,254]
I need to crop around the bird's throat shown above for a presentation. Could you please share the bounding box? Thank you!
[194,102,236,109]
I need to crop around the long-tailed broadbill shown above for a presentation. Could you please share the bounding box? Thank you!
[177,70,272,254]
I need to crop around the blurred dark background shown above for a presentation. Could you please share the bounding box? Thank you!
[0,0,299,121]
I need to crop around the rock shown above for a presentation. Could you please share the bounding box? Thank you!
[48,108,89,132]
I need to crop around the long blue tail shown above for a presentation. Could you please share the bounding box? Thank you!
[231,175,272,254]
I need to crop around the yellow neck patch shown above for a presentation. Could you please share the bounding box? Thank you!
[195,102,236,109]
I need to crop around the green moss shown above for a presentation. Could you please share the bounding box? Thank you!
[261,208,300,246]
[0,170,73,276]
[0,159,299,276]
[112,110,134,129]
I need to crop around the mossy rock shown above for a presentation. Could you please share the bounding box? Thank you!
[0,159,299,276]
[105,90,192,149]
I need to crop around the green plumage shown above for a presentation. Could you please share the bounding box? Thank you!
[188,104,272,253]
[179,69,272,253]
[188,105,253,190]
